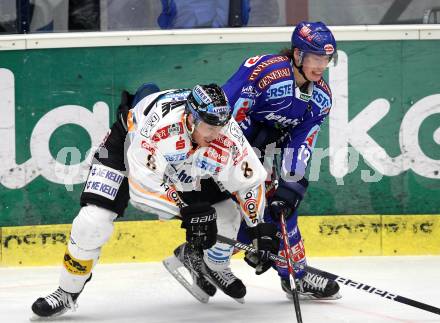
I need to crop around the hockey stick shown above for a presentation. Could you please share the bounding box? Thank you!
[216,234,440,316]
[279,212,303,322]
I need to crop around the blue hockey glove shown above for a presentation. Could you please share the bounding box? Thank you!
[269,185,302,221]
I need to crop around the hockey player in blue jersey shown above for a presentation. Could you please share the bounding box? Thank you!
[222,21,342,300]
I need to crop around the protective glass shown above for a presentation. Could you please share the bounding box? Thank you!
[301,51,338,68]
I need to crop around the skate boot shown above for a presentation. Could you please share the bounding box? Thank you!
[281,272,341,300]
[201,260,246,303]
[174,243,217,297]
[31,274,91,318]
[163,243,216,303]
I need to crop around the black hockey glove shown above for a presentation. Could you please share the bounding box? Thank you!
[117,90,134,127]
[244,222,280,275]
[180,202,217,250]
[269,180,305,221]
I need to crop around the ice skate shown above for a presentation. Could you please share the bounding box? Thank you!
[281,272,341,300]
[31,274,91,319]
[163,243,217,303]
[31,287,79,319]
[201,260,246,304]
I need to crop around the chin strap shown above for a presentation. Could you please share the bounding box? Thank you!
[292,59,310,82]
[184,113,200,150]
[184,113,194,134]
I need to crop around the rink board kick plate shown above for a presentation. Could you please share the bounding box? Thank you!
[0,215,439,266]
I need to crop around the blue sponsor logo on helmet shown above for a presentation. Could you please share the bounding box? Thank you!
[193,85,212,105]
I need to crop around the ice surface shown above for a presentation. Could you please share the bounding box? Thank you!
[1,256,439,323]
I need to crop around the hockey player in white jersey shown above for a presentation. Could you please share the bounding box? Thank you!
[31,84,279,318]
[127,84,278,303]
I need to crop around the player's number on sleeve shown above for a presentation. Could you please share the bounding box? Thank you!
[298,144,311,166]
[241,161,253,178]
[146,154,157,170]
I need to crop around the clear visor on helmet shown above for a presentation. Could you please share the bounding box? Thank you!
[187,87,231,127]
[188,108,224,146]
[187,99,230,128]
[300,50,338,68]
[195,119,224,136]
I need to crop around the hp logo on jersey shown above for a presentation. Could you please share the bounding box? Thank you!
[177,170,193,183]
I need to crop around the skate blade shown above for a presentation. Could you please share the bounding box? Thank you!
[285,291,342,301]
[29,309,68,321]
[163,256,210,304]
[234,297,245,304]
[30,314,42,321]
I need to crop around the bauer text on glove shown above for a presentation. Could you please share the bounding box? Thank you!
[180,203,217,250]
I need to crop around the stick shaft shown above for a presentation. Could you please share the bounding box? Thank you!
[279,213,303,322]
[217,234,440,316]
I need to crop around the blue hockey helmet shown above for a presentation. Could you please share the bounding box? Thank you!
[291,21,337,66]
[186,84,231,127]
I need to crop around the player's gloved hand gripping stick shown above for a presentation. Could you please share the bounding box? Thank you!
[180,203,217,250]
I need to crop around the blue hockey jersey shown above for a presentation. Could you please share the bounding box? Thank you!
[222,54,332,198]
